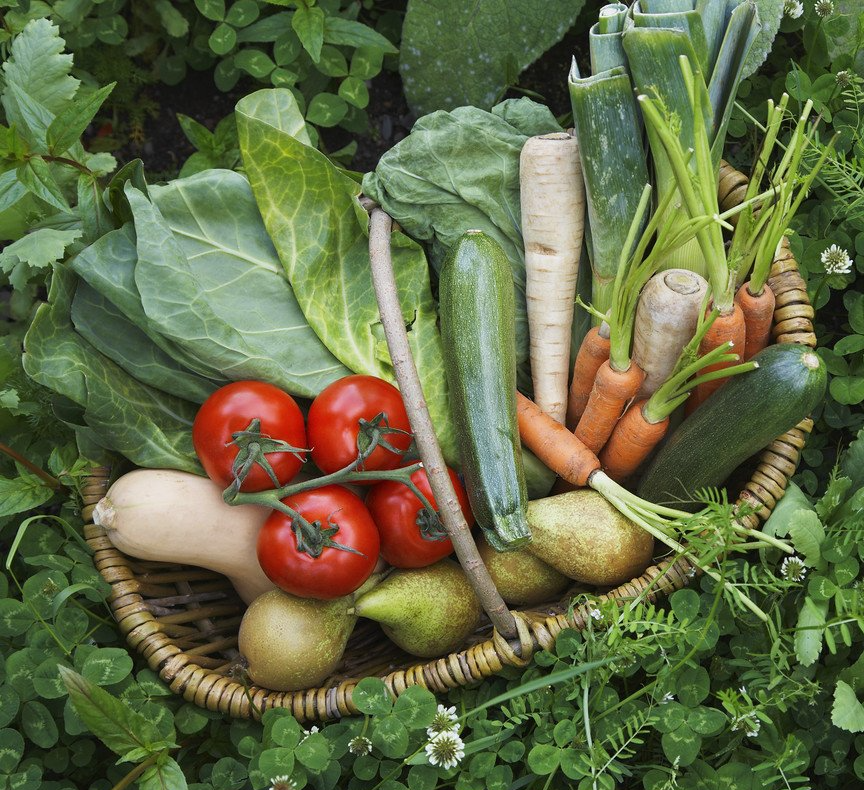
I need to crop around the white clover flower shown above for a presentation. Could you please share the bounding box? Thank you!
[731,713,761,738]
[836,70,853,88]
[739,685,748,696]
[425,730,465,769]
[589,607,602,620]
[660,692,675,704]
[348,735,372,756]
[784,0,804,18]
[821,244,854,275]
[814,0,835,17]
[269,776,297,790]
[427,704,459,737]
[781,555,808,581]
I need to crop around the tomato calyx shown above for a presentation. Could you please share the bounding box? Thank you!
[355,412,412,467]
[274,501,365,559]
[226,418,307,498]
[415,507,449,542]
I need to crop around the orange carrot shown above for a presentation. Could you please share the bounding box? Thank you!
[565,325,611,429]
[516,392,601,488]
[689,304,746,411]
[574,360,645,454]
[735,282,775,361]
[598,399,669,482]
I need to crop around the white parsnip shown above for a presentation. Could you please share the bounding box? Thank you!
[520,131,585,424]
[632,269,708,398]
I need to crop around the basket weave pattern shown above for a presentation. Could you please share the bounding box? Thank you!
[80,163,817,721]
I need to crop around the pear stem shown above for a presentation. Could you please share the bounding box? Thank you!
[368,207,519,643]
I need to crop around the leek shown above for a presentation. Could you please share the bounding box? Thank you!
[589,3,630,74]
[568,61,649,317]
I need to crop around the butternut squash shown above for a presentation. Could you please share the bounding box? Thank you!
[92,468,274,604]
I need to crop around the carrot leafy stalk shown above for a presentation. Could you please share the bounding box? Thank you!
[516,390,793,622]
[599,305,758,481]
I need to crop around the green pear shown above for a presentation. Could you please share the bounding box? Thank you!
[238,590,356,691]
[525,490,654,586]
[476,533,571,606]
[353,559,482,657]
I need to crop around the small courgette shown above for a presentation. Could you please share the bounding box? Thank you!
[439,230,530,551]
[637,343,826,508]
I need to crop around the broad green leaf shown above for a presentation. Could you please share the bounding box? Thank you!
[195,0,225,21]
[0,687,20,728]
[0,472,54,518]
[361,99,561,391]
[816,474,852,523]
[295,732,332,770]
[237,88,457,460]
[676,666,710,707]
[670,589,701,622]
[323,17,398,54]
[0,728,24,772]
[0,599,33,637]
[235,49,276,79]
[77,174,113,244]
[842,428,864,491]
[80,647,134,686]
[351,46,384,79]
[339,75,369,108]
[832,680,864,733]
[235,87,310,144]
[830,376,864,405]
[392,686,437,729]
[527,743,562,774]
[257,747,295,778]
[140,755,188,790]
[71,280,220,403]
[59,666,178,758]
[69,224,228,383]
[209,22,237,55]
[741,0,785,79]
[211,756,248,788]
[371,715,409,758]
[226,0,259,27]
[763,481,814,538]
[788,510,826,567]
[22,265,202,473]
[0,228,83,290]
[137,169,351,397]
[21,700,59,748]
[834,334,864,356]
[661,724,702,767]
[177,114,215,153]
[1,19,79,120]
[237,12,293,43]
[305,92,348,127]
[274,30,302,65]
[317,45,349,77]
[154,0,189,37]
[352,677,393,716]
[293,3,325,61]
[17,157,71,212]
[399,0,583,116]
[215,57,241,91]
[795,596,828,667]
[46,82,115,155]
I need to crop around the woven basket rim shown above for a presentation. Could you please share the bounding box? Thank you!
[80,162,818,721]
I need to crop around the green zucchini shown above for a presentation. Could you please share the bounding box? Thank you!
[637,343,826,508]
[439,230,530,551]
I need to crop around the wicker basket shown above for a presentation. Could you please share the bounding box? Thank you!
[80,163,817,722]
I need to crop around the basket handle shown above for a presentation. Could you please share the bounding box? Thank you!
[366,206,520,643]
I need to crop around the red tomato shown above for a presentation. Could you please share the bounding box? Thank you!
[365,467,471,568]
[307,375,412,477]
[192,381,306,492]
[257,485,380,599]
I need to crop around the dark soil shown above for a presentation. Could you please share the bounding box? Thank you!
[106,14,596,179]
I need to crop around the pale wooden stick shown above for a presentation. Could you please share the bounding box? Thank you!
[367,208,518,642]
